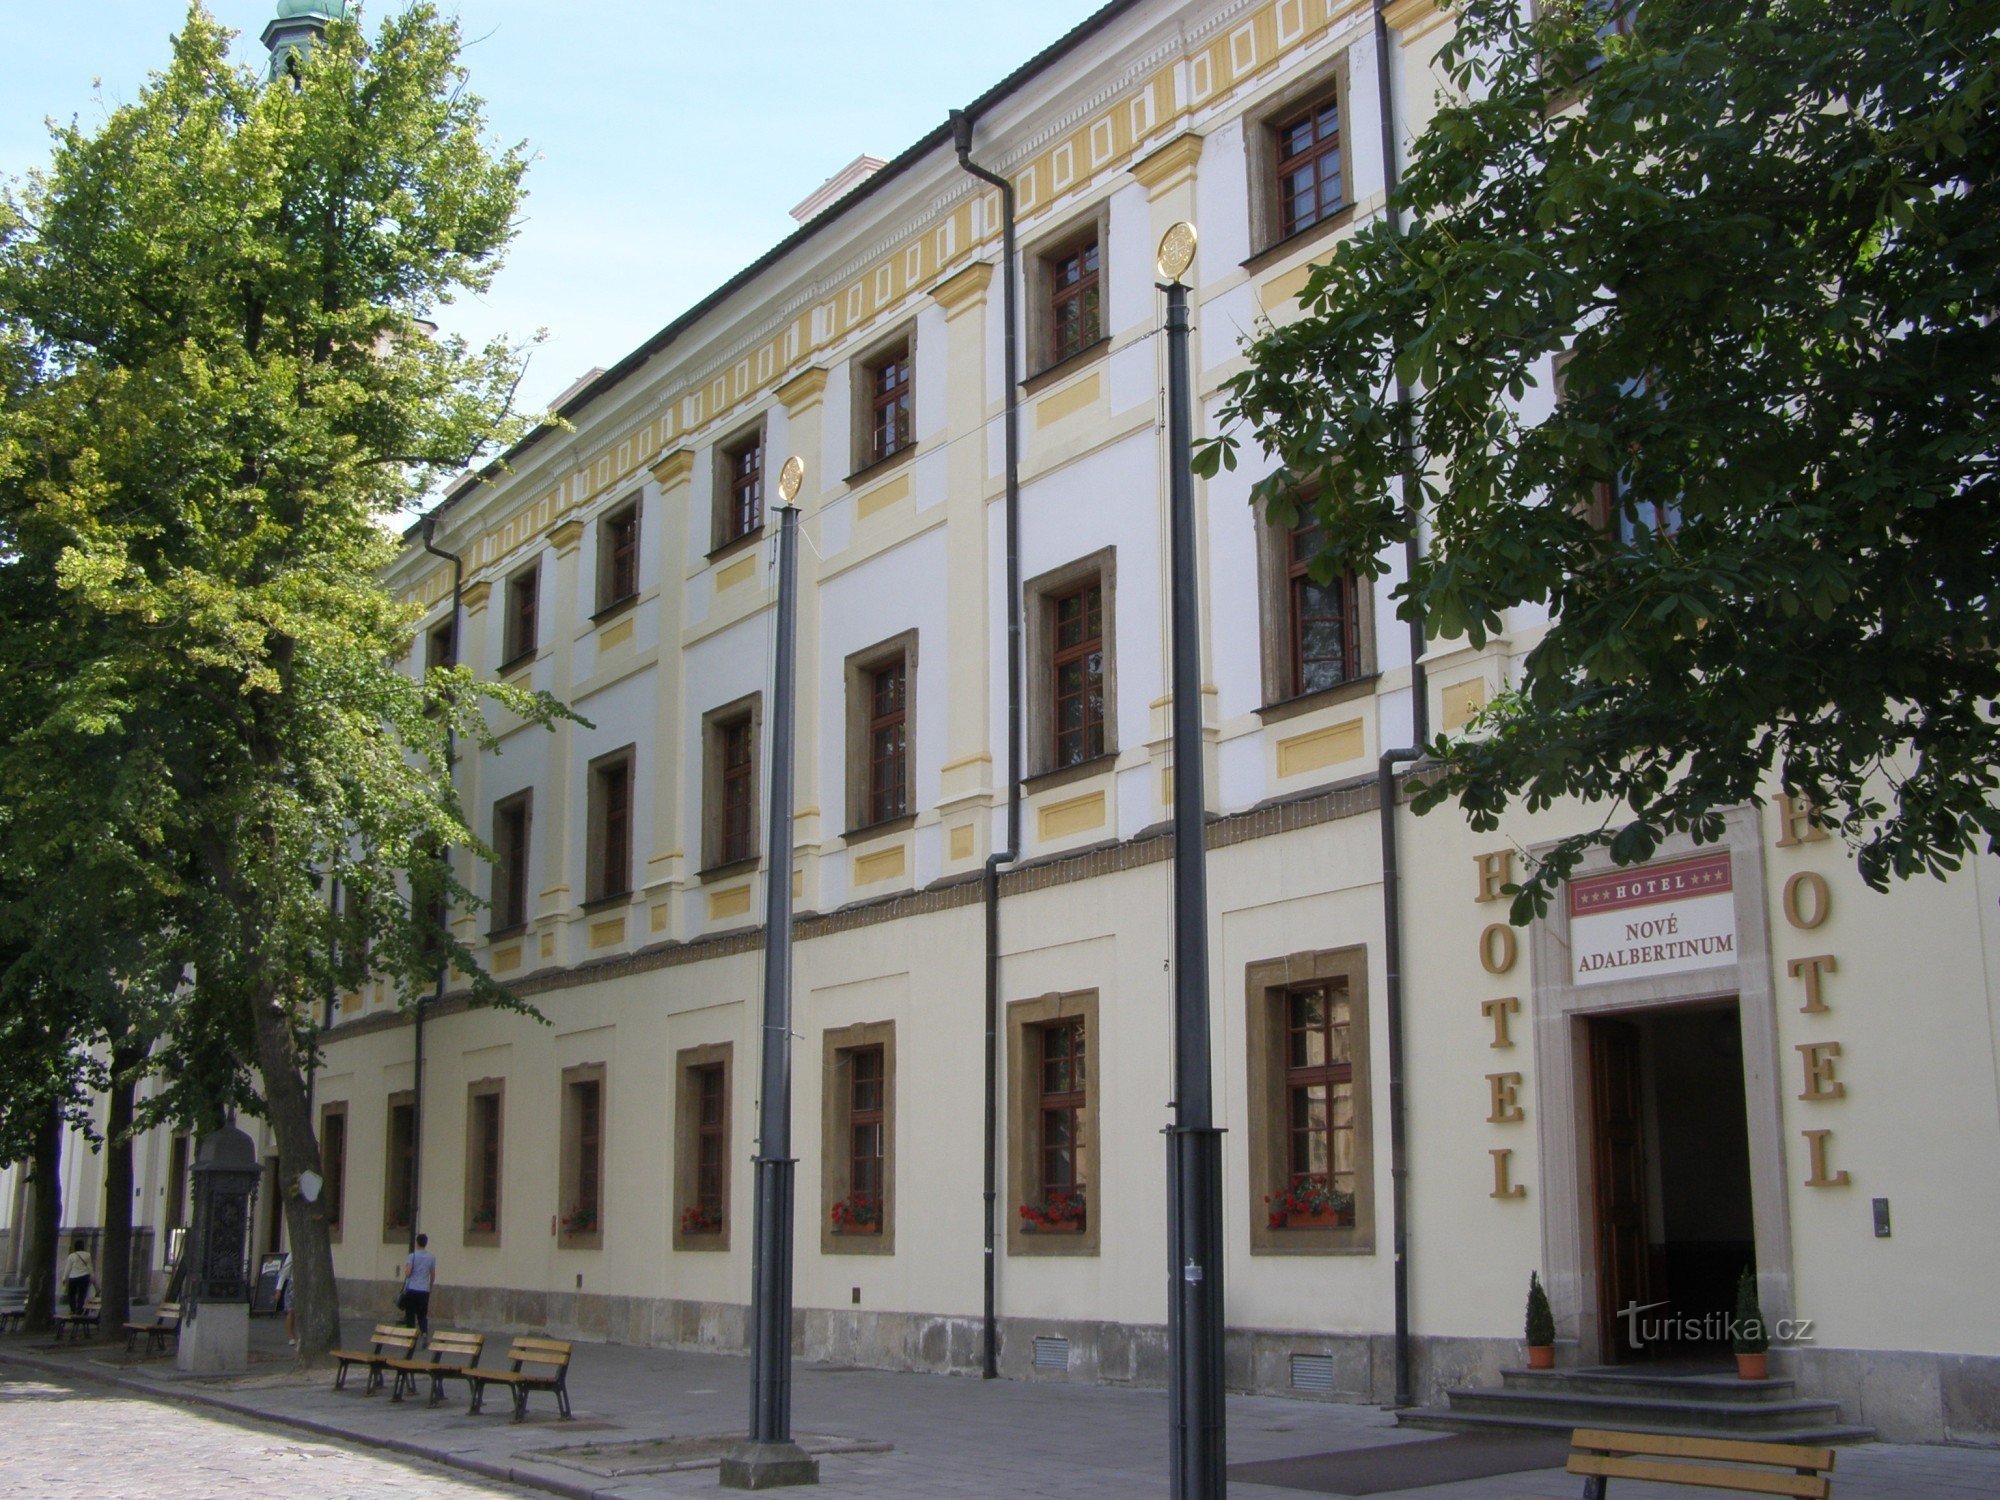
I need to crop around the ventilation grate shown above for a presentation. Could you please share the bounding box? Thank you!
[1290,1353,1336,1393]
[1032,1335,1072,1372]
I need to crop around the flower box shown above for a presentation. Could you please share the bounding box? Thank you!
[1019,1186,1087,1233]
[1265,1174,1354,1230]
[679,1205,722,1236]
[830,1194,883,1234]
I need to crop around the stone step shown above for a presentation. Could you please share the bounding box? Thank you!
[1398,1407,1877,1447]
[1442,1385,1849,1435]
[1498,1366,1801,1403]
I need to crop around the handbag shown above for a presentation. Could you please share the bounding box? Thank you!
[394,1288,411,1314]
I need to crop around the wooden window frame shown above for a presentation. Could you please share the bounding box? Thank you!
[700,695,762,875]
[594,497,641,617]
[558,1063,605,1250]
[490,790,532,934]
[1049,580,1107,771]
[820,1021,896,1255]
[1255,503,1376,719]
[318,1103,347,1244]
[464,1079,504,1247]
[1246,947,1375,1255]
[1006,990,1100,1257]
[1025,207,1113,384]
[502,560,539,671]
[673,1043,733,1251]
[843,632,918,837]
[713,423,767,554]
[1023,549,1117,783]
[848,328,918,479]
[382,1090,416,1244]
[1246,62,1356,262]
[585,748,634,907]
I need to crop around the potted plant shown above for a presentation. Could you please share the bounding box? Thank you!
[1018,1184,1087,1233]
[680,1203,722,1236]
[1265,1173,1356,1229]
[559,1204,598,1236]
[1733,1267,1769,1379]
[1524,1270,1556,1369]
[830,1194,883,1234]
[469,1207,497,1234]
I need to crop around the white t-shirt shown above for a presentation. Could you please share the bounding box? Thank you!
[403,1249,436,1293]
[62,1251,92,1282]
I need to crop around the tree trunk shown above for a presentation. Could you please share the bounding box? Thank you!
[248,986,340,1363]
[22,1101,62,1335]
[96,1041,144,1334]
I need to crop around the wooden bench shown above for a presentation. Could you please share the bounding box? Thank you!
[383,1329,485,1407]
[123,1302,181,1356]
[466,1336,574,1422]
[330,1324,420,1395]
[1568,1428,1837,1498]
[50,1300,101,1343]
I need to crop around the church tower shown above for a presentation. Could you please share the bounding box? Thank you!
[261,0,356,83]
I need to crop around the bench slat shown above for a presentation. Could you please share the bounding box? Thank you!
[1570,1428,1837,1473]
[1568,1453,1830,1499]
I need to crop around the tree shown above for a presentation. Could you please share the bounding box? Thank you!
[0,4,562,1360]
[1198,0,2000,919]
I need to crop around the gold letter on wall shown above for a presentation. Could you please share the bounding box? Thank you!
[1796,1041,1846,1101]
[1474,850,1514,903]
[1489,1148,1526,1199]
[1480,996,1521,1048]
[1479,924,1518,975]
[1802,1128,1850,1187]
[1787,954,1836,1014]
[1486,1072,1526,1123]
[1783,871,1830,930]
[1775,792,1830,848]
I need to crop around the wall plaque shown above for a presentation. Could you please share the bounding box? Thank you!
[1568,850,1736,986]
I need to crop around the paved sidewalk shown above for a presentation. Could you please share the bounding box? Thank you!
[3,1316,1998,1497]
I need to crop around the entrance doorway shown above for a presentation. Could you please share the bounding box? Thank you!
[1588,1001,1755,1363]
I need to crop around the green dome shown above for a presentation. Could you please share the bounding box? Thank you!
[275,0,354,18]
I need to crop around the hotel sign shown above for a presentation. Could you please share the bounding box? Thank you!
[1569,851,1736,986]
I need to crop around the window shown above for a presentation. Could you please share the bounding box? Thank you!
[586,749,633,904]
[1246,947,1374,1254]
[844,633,917,833]
[596,499,640,614]
[1047,236,1102,365]
[503,562,539,668]
[1025,551,1116,780]
[383,1092,416,1242]
[1051,582,1105,768]
[465,1082,503,1244]
[426,617,457,674]
[702,697,761,872]
[715,426,765,551]
[491,792,531,932]
[1259,507,1372,711]
[559,1065,604,1247]
[673,1044,732,1249]
[1007,991,1099,1256]
[821,1022,895,1253]
[319,1104,346,1242]
[854,338,913,472]
[1249,69,1354,257]
[415,838,449,968]
[1551,354,1679,543]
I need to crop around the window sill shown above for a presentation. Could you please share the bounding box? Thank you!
[382,1224,413,1246]
[707,527,765,565]
[1023,751,1118,796]
[579,891,631,914]
[1249,1226,1377,1257]
[463,1229,500,1250]
[485,922,528,942]
[673,1227,729,1253]
[1241,207,1358,278]
[591,594,638,626]
[842,812,916,847]
[697,856,760,884]
[557,1232,602,1252]
[497,649,538,679]
[1256,673,1380,726]
[844,442,918,487]
[1022,336,1110,395]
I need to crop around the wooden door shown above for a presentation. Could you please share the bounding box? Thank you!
[1590,1017,1652,1361]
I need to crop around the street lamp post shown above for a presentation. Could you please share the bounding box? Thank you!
[721,459,820,1491]
[1158,222,1227,1499]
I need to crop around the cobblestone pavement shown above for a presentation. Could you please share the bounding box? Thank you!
[0,1367,531,1499]
[4,1320,2000,1498]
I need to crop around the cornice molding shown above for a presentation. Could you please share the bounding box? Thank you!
[1130,130,1206,197]
[929,261,995,316]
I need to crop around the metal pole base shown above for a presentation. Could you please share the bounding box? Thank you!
[719,1439,820,1490]
[1169,1123,1227,1499]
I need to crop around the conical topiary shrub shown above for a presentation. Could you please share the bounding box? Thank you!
[1524,1270,1556,1367]
[1733,1266,1769,1379]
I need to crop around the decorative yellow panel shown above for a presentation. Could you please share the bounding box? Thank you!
[650,903,671,934]
[856,472,911,521]
[948,824,975,861]
[1036,372,1103,429]
[1038,790,1107,841]
[597,616,635,651]
[716,554,758,591]
[709,884,752,920]
[1259,259,1324,311]
[490,943,522,974]
[854,845,907,886]
[1441,678,1489,732]
[589,916,626,950]
[539,932,555,959]
[1277,719,1365,778]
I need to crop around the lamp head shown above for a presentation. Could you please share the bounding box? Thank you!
[1156,221,1197,284]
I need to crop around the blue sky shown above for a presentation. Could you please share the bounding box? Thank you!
[1,2,1099,411]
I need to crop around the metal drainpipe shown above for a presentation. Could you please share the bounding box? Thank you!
[950,107,1023,1384]
[416,517,464,1255]
[1374,0,1426,1411]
